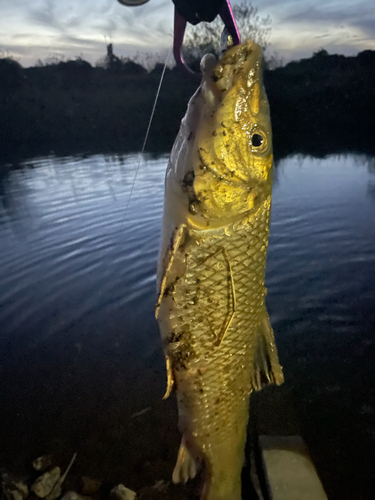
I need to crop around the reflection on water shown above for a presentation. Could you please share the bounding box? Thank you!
[0,153,374,500]
[0,155,164,344]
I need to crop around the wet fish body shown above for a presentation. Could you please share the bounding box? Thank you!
[156,40,283,500]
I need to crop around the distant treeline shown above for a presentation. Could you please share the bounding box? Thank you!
[0,48,375,165]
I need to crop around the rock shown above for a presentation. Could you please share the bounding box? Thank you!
[14,482,28,499]
[81,477,101,496]
[45,483,62,500]
[9,491,23,500]
[45,453,77,500]
[31,468,61,498]
[4,481,29,500]
[62,491,92,500]
[32,456,53,472]
[110,485,136,500]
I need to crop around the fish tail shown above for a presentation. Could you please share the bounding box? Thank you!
[172,431,244,500]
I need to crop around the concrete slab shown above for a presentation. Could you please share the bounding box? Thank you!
[259,436,328,500]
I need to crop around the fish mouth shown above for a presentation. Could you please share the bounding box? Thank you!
[201,39,263,97]
[198,39,267,135]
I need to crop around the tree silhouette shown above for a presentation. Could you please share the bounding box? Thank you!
[182,0,272,69]
[0,58,24,92]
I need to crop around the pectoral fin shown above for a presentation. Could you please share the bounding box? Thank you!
[251,302,284,392]
[162,354,174,400]
[155,224,186,319]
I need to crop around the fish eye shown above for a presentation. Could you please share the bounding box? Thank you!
[251,133,263,148]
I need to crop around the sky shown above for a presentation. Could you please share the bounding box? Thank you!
[1,0,374,67]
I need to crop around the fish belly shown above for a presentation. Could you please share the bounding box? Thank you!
[158,197,282,499]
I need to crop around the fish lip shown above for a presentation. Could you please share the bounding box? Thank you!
[208,39,264,95]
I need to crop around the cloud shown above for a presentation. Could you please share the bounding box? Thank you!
[281,3,367,24]
[1,0,374,66]
[279,2,375,40]
[91,17,118,36]
[29,0,56,27]
[356,18,375,37]
[314,33,330,39]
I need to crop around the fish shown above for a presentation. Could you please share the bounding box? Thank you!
[155,39,284,500]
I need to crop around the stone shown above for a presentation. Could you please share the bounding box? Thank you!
[32,456,53,472]
[31,468,61,498]
[45,453,77,500]
[110,484,136,500]
[62,491,92,500]
[9,490,23,500]
[14,482,28,500]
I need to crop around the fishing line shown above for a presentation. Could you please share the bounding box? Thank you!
[121,48,172,223]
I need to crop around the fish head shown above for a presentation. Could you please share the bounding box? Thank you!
[188,39,273,226]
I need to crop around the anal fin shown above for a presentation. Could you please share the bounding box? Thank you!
[172,436,198,484]
[251,304,284,392]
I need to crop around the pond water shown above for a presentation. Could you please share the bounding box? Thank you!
[0,153,374,500]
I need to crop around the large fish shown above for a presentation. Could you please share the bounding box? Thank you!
[156,39,283,500]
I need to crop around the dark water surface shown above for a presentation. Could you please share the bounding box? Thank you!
[0,153,374,499]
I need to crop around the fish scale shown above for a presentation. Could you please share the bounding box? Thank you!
[165,201,273,488]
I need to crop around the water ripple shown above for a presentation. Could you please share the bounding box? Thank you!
[0,152,374,356]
